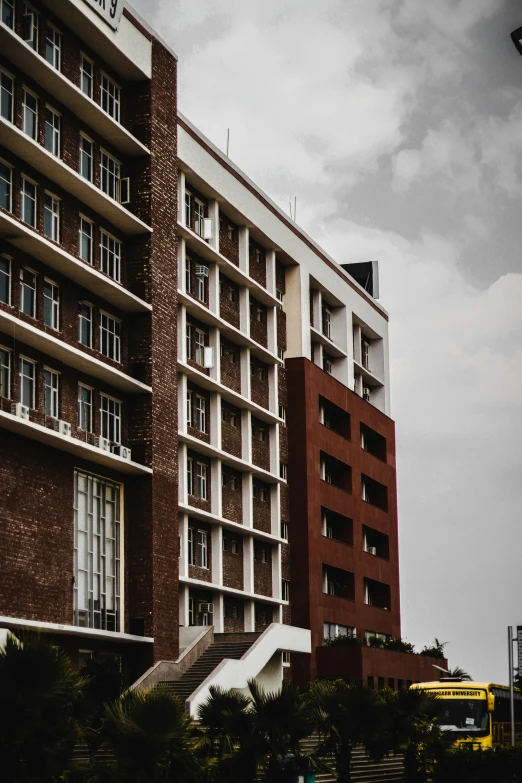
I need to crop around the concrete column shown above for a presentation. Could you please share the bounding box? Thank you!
[273,604,283,623]
[312,289,322,332]
[208,198,219,252]
[272,543,282,600]
[353,324,362,364]
[210,391,221,449]
[178,169,186,224]
[178,372,188,435]
[178,442,188,505]
[243,536,254,593]
[211,458,222,518]
[209,326,220,382]
[179,584,190,626]
[271,482,280,538]
[179,513,189,578]
[241,408,252,464]
[213,591,224,633]
[240,347,251,399]
[267,305,277,355]
[244,598,255,632]
[178,304,188,364]
[313,341,323,369]
[243,473,253,529]
[284,265,306,360]
[268,362,278,415]
[266,249,276,296]
[212,524,223,586]
[178,237,186,294]
[269,422,279,477]
[239,286,250,337]
[208,259,220,315]
[239,226,249,276]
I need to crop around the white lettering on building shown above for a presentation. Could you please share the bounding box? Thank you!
[82,0,124,31]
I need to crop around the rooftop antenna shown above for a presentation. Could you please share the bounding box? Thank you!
[294,196,297,223]
[289,201,293,220]
[226,128,230,157]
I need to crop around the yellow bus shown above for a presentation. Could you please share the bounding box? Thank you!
[410,681,522,749]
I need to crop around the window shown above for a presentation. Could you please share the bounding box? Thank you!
[196,462,208,499]
[0,255,10,304]
[279,405,286,425]
[100,150,120,201]
[323,357,333,375]
[0,70,14,122]
[230,411,237,427]
[74,471,121,631]
[100,73,120,122]
[184,189,192,226]
[185,256,192,293]
[44,193,60,242]
[186,389,193,427]
[100,394,121,443]
[20,268,36,317]
[78,385,93,431]
[21,177,37,227]
[195,329,205,365]
[78,302,93,347]
[259,488,267,502]
[22,89,38,139]
[100,231,121,282]
[187,457,194,495]
[0,160,11,211]
[1,0,14,28]
[188,596,194,626]
[19,357,35,408]
[279,462,288,481]
[231,540,238,555]
[277,346,285,361]
[185,324,192,361]
[324,307,332,339]
[228,288,236,303]
[197,529,208,568]
[80,55,93,98]
[194,199,205,236]
[361,337,370,369]
[23,4,38,50]
[282,580,290,601]
[100,313,121,362]
[227,225,234,241]
[281,521,289,540]
[45,26,61,70]
[256,308,263,323]
[195,395,206,433]
[0,347,10,398]
[80,136,93,181]
[261,548,268,564]
[43,279,59,329]
[43,368,59,417]
[44,107,60,156]
[255,249,262,264]
[79,217,93,264]
[196,270,205,302]
[276,288,283,306]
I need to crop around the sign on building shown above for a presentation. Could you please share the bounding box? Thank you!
[517,626,522,674]
[82,0,124,31]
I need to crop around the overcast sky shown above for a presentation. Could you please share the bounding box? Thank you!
[133,0,522,683]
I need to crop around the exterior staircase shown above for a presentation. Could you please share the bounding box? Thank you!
[157,638,254,704]
[300,735,404,783]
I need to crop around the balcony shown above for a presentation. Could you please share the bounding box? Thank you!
[362,525,389,559]
[178,223,279,308]
[1,118,151,235]
[321,452,352,493]
[180,574,285,607]
[322,507,353,546]
[319,396,351,439]
[364,578,391,610]
[0,409,151,475]
[178,503,284,544]
[0,308,151,395]
[0,210,150,314]
[179,430,282,484]
[362,475,388,512]
[323,564,355,601]
[361,424,387,462]
[0,22,149,157]
[310,325,347,358]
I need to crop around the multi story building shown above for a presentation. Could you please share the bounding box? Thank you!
[0,0,441,704]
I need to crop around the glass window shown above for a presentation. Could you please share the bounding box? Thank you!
[80,136,93,181]
[1,0,14,28]
[196,273,205,302]
[74,470,121,631]
[281,521,289,540]
[44,193,60,242]
[0,348,10,399]
[19,357,35,408]
[80,55,93,98]
[21,178,37,227]
[282,580,290,601]
[0,255,10,304]
[0,160,11,211]
[187,457,194,495]
[197,529,208,568]
[184,189,191,227]
[185,256,192,293]
[194,199,205,236]
[22,89,37,139]
[187,526,194,564]
[79,217,93,264]
[100,74,120,122]
[195,330,205,365]
[78,302,93,347]
[186,389,192,427]
[100,312,121,362]
[23,4,38,50]
[195,396,206,433]
[44,107,60,156]
[45,26,60,70]
[20,268,36,317]
[78,385,93,431]
[196,462,207,499]
[185,323,192,361]
[100,394,121,443]
[100,230,121,282]
[0,71,14,122]
[100,151,120,201]
[43,368,59,417]
[43,279,59,329]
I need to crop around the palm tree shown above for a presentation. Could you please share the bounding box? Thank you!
[308,680,390,783]
[101,687,202,783]
[0,630,85,782]
[446,666,472,680]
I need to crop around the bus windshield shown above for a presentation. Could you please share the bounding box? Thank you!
[438,698,489,736]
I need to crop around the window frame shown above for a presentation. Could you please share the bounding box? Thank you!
[0,68,14,123]
[196,461,208,500]
[194,198,205,237]
[22,87,38,140]
[0,0,14,29]
[99,311,121,363]
[19,355,35,408]
[99,149,121,201]
[78,301,94,347]
[195,395,206,433]
[0,345,11,399]
[0,254,11,305]
[79,215,93,264]
[43,191,60,242]
[197,529,208,568]
[0,158,12,213]
[20,266,36,318]
[195,328,205,366]
[80,54,94,99]
[45,24,61,71]
[187,457,194,496]
[23,3,39,50]
[43,278,59,330]
[21,176,37,228]
[78,383,93,432]
[100,392,121,444]
[100,72,121,123]
[44,105,61,157]
[99,229,121,282]
[79,134,94,182]
[43,366,59,418]
[186,389,193,428]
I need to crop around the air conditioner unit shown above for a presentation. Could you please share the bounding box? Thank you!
[198,602,214,613]
[94,436,111,452]
[113,444,132,461]
[363,387,371,401]
[195,265,209,277]
[53,419,72,437]
[203,346,214,369]
[202,218,213,240]
[367,546,377,556]
[11,403,29,421]
[119,177,131,205]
